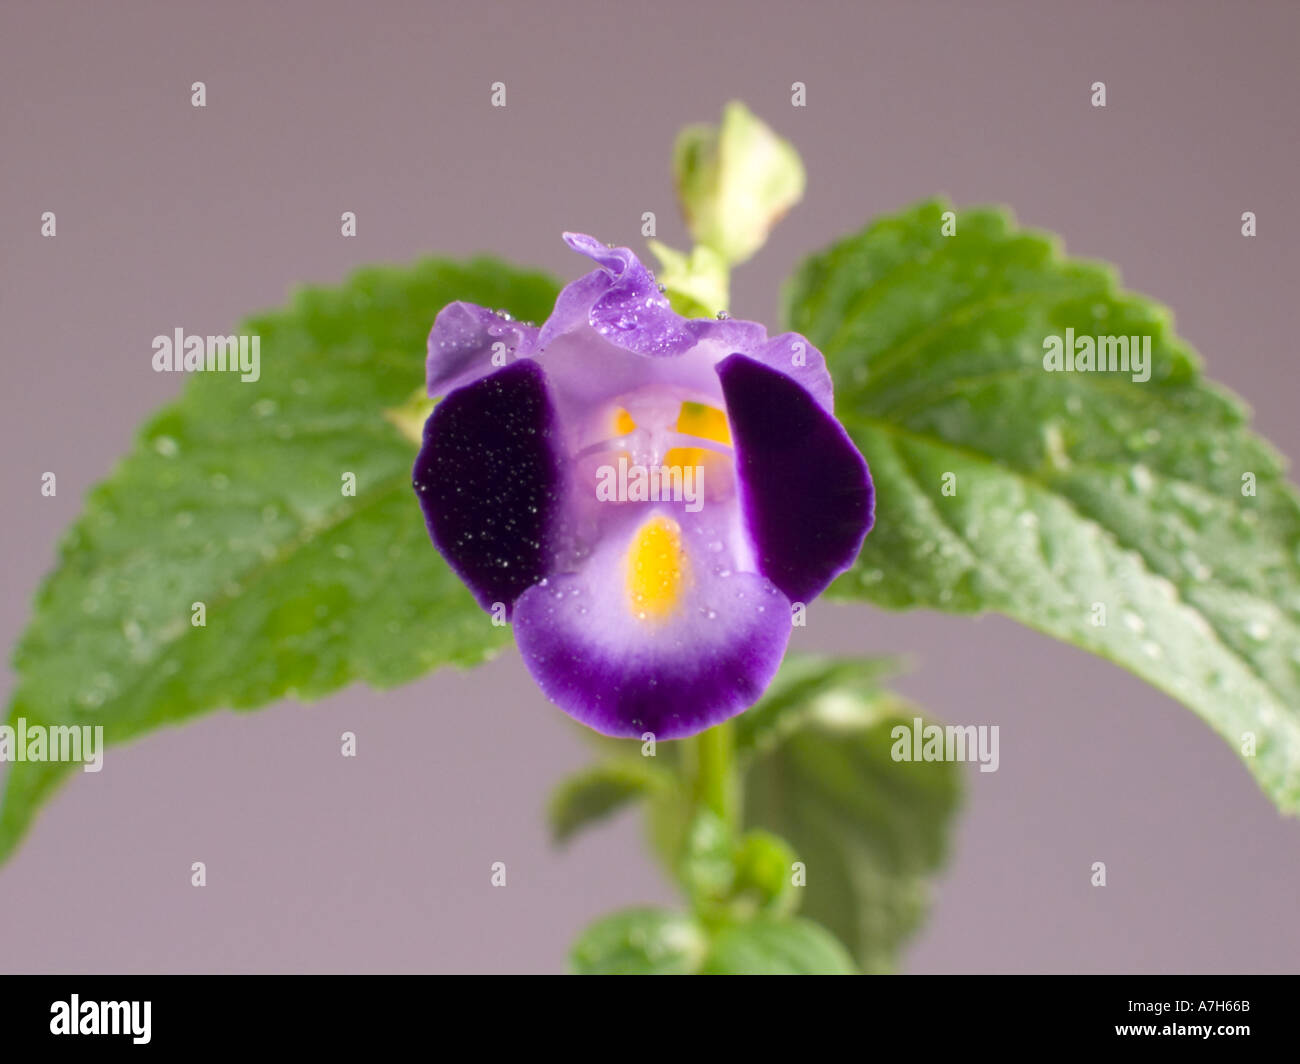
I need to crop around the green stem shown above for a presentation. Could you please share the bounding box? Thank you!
[692,720,739,830]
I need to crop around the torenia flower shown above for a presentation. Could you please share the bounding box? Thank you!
[413,234,873,739]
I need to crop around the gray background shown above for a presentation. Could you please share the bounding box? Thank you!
[2,0,1298,973]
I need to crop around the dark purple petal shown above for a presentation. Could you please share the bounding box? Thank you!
[426,301,540,398]
[413,360,564,614]
[512,515,792,739]
[717,353,874,602]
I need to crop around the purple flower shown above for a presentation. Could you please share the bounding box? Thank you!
[413,234,873,739]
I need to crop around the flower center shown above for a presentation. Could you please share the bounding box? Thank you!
[626,515,690,620]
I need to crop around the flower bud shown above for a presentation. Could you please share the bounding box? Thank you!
[674,102,806,265]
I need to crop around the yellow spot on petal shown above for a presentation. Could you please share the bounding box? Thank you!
[675,401,731,445]
[613,407,637,435]
[626,515,689,620]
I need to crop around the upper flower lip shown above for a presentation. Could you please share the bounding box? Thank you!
[560,232,641,280]
[413,234,873,738]
[428,234,836,411]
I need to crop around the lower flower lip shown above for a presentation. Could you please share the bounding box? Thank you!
[512,561,793,739]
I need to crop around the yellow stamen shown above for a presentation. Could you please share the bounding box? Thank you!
[674,401,731,445]
[613,407,637,435]
[663,445,708,471]
[626,515,689,620]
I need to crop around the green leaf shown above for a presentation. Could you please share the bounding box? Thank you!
[700,916,857,975]
[744,700,963,973]
[569,908,708,975]
[733,654,903,758]
[0,258,560,864]
[547,759,670,845]
[570,907,855,975]
[785,200,1300,814]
